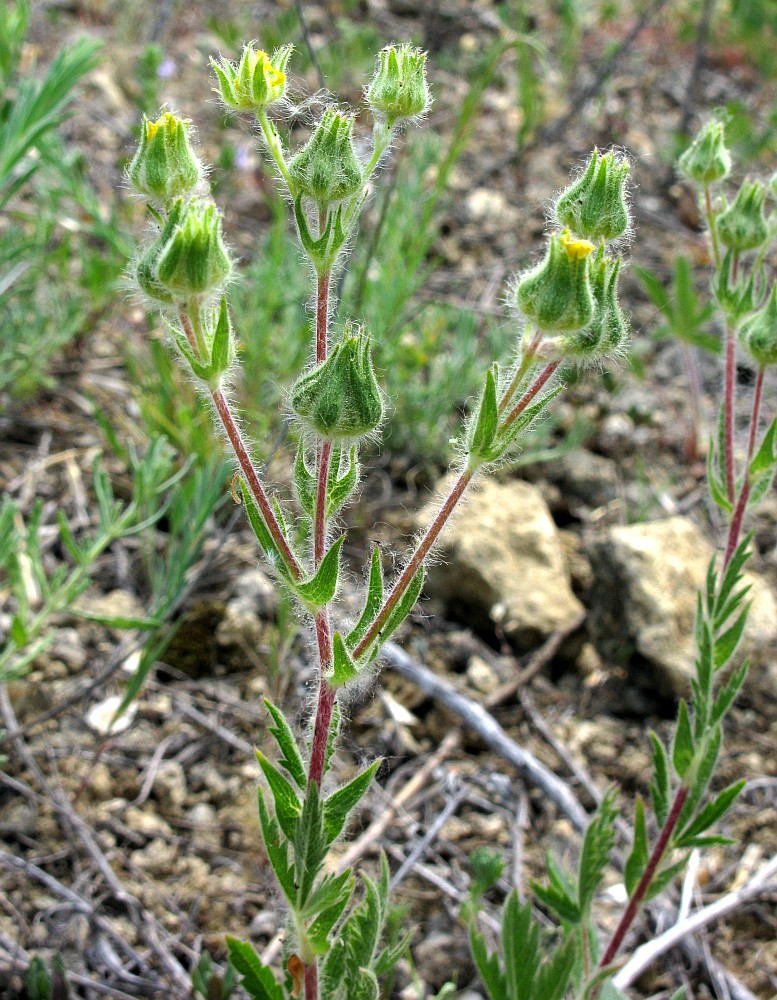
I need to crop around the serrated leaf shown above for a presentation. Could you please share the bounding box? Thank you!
[531,879,581,924]
[578,787,618,914]
[323,760,380,844]
[377,563,425,647]
[469,366,499,459]
[257,788,296,901]
[497,384,564,453]
[349,967,379,1000]
[240,482,292,581]
[677,779,745,845]
[715,534,752,615]
[347,547,384,650]
[295,535,344,609]
[710,659,748,727]
[225,937,283,1000]
[624,795,649,898]
[263,699,306,790]
[344,875,382,976]
[303,868,354,920]
[469,925,507,1000]
[256,751,301,841]
[503,892,539,1000]
[672,700,695,778]
[321,939,347,997]
[677,724,722,832]
[534,937,576,1000]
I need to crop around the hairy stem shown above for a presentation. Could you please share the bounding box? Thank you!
[501,360,560,431]
[498,328,541,414]
[316,271,330,364]
[314,440,332,565]
[352,468,474,659]
[599,785,689,969]
[724,366,764,567]
[723,323,736,505]
[303,961,319,1000]
[704,185,721,270]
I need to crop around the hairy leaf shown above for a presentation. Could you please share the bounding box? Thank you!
[672,700,695,778]
[323,760,380,844]
[295,535,344,609]
[257,788,296,902]
[256,751,301,841]
[225,938,283,1000]
[624,795,649,898]
[649,731,671,826]
[263,699,306,790]
[578,787,618,914]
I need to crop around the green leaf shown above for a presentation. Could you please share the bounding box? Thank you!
[596,982,631,1000]
[294,780,327,906]
[678,724,722,832]
[534,937,576,1000]
[326,445,359,519]
[256,751,302,841]
[578,787,618,914]
[497,384,564,454]
[377,563,425,647]
[343,875,382,976]
[644,855,689,901]
[257,788,296,901]
[295,535,344,609]
[714,604,750,668]
[350,968,379,1000]
[749,415,777,479]
[531,878,581,924]
[69,607,160,630]
[225,937,283,1000]
[241,481,292,581]
[676,779,745,846]
[672,700,695,778]
[469,925,507,1000]
[707,444,733,513]
[710,659,748,727]
[502,892,539,1000]
[323,760,380,844]
[715,534,752,617]
[9,614,28,647]
[347,546,384,650]
[624,795,649,898]
[263,699,306,790]
[293,441,316,520]
[211,295,233,376]
[468,365,499,460]
[329,630,361,688]
[303,868,354,920]
[634,262,672,317]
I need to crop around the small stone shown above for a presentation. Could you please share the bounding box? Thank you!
[50,628,86,671]
[414,930,468,991]
[249,910,278,937]
[153,761,187,812]
[124,806,174,839]
[216,596,265,650]
[134,837,177,875]
[233,568,280,618]
[88,762,113,800]
[466,655,500,694]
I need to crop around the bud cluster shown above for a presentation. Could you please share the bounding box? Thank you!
[513,149,632,364]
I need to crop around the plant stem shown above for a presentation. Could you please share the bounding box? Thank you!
[212,387,303,580]
[352,468,474,659]
[257,109,295,192]
[304,961,319,1000]
[723,323,736,505]
[704,185,721,270]
[498,328,541,414]
[501,360,560,431]
[598,785,689,969]
[723,366,764,567]
[314,440,332,565]
[316,271,330,364]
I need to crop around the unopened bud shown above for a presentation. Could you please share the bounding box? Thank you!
[288,108,363,205]
[128,112,202,204]
[211,44,291,112]
[367,44,430,126]
[678,119,731,185]
[717,178,769,252]
[555,149,630,242]
[291,327,383,439]
[739,284,777,368]
[516,230,595,333]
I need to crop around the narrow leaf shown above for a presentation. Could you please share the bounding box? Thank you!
[257,788,295,901]
[624,795,649,898]
[377,564,425,646]
[347,546,384,650]
[256,751,301,841]
[677,779,745,844]
[330,631,361,688]
[469,366,499,458]
[263,699,306,790]
[710,659,748,727]
[749,416,777,478]
[672,700,695,778]
[225,938,283,1000]
[649,731,670,826]
[578,787,618,914]
[714,605,750,668]
[293,442,316,520]
[327,446,359,518]
[469,926,507,1000]
[295,535,344,609]
[323,760,380,844]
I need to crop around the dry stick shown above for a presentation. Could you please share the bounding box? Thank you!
[390,785,468,890]
[381,640,589,832]
[614,854,777,989]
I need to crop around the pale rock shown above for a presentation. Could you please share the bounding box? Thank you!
[134,837,177,875]
[466,655,500,694]
[124,806,173,839]
[50,628,86,671]
[77,589,145,635]
[232,567,279,618]
[216,596,264,650]
[152,761,187,812]
[587,516,777,696]
[465,188,517,228]
[418,478,585,651]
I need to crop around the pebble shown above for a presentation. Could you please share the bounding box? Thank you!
[153,761,187,812]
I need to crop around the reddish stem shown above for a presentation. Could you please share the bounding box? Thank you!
[723,325,736,505]
[308,666,336,789]
[724,367,764,568]
[498,329,542,414]
[352,468,474,660]
[314,441,332,565]
[316,272,330,364]
[212,387,302,581]
[303,961,318,1000]
[599,785,689,969]
[502,361,560,431]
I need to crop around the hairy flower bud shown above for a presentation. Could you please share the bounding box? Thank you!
[515,230,595,333]
[716,178,769,252]
[678,119,731,185]
[288,108,363,205]
[211,44,291,112]
[739,283,777,368]
[554,149,630,242]
[128,112,202,204]
[291,327,383,439]
[367,44,430,126]
[136,200,232,304]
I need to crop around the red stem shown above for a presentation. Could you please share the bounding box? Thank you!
[498,329,542,414]
[212,388,302,580]
[352,468,474,660]
[723,325,736,505]
[502,361,560,431]
[316,272,330,364]
[599,785,689,969]
[314,440,332,565]
[303,961,318,1000]
[724,367,764,568]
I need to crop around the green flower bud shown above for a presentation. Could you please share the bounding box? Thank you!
[288,108,363,205]
[713,249,756,323]
[739,283,777,368]
[128,112,202,204]
[147,202,232,302]
[211,44,291,112]
[367,44,430,126]
[554,149,630,242]
[717,178,769,251]
[515,230,596,333]
[555,249,629,361]
[292,326,383,439]
[678,119,731,185]
[135,199,186,304]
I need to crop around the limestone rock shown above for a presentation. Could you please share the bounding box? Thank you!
[587,516,777,696]
[418,477,584,651]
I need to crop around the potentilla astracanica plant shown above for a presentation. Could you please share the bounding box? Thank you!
[127,44,772,1000]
